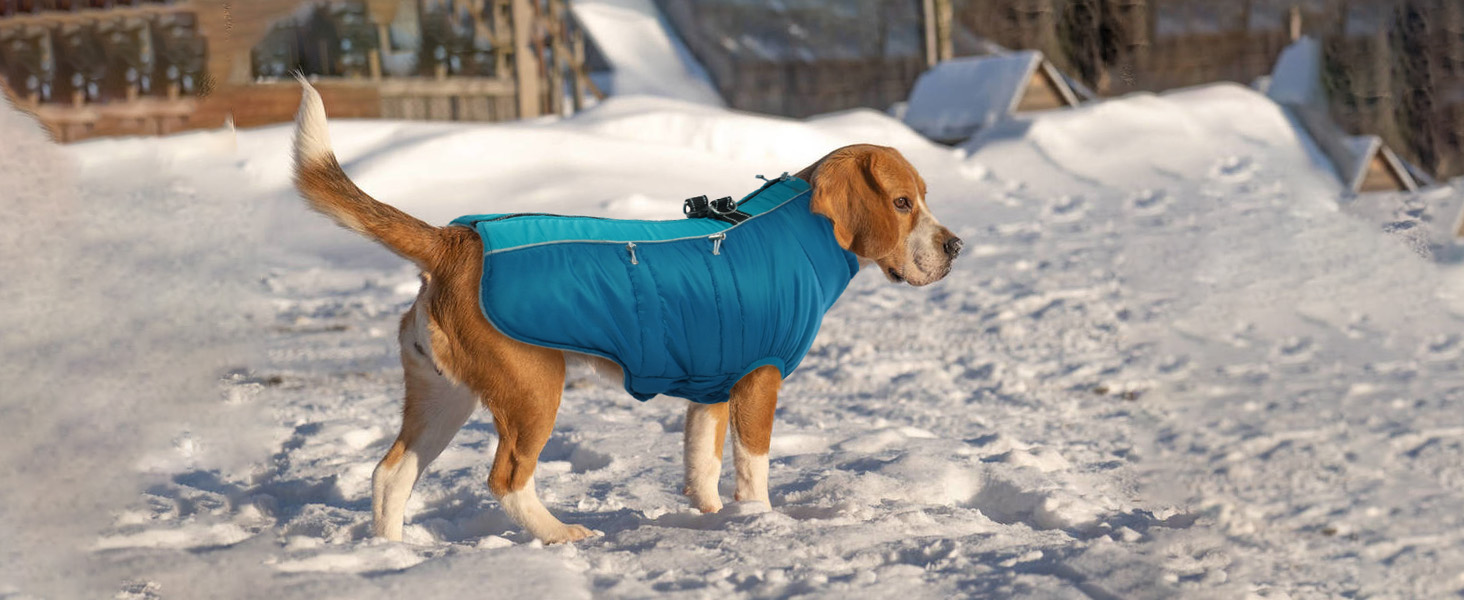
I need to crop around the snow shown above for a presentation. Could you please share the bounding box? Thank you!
[571,0,724,106]
[1266,36,1326,109]
[1340,134,1383,191]
[4,76,1464,599]
[903,52,1044,143]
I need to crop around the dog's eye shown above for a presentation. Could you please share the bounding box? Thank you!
[894,197,912,212]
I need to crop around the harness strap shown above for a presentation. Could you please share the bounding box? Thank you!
[683,173,791,224]
[683,195,750,224]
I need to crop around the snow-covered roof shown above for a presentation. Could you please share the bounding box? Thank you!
[1294,104,1418,194]
[902,51,1076,143]
[571,0,724,106]
[1267,36,1325,108]
[1271,36,1420,194]
[1342,135,1383,191]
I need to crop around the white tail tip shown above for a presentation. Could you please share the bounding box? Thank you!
[293,74,333,165]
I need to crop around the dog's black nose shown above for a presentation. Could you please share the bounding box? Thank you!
[943,236,963,259]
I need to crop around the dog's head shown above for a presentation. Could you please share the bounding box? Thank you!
[801,144,961,286]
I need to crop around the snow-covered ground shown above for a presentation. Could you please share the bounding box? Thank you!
[4,80,1464,599]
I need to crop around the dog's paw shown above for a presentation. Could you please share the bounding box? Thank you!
[684,485,724,513]
[540,523,598,545]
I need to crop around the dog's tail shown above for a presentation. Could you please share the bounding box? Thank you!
[292,75,443,271]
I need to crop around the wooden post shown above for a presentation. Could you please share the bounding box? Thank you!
[547,0,568,116]
[493,0,512,79]
[921,0,953,67]
[318,39,331,76]
[511,0,540,118]
[371,21,390,80]
[571,28,586,111]
[569,28,606,104]
[922,0,937,67]
[935,0,953,63]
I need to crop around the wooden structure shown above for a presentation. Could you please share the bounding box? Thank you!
[1353,139,1418,194]
[1,0,603,143]
[902,51,1085,144]
[956,0,1297,97]
[1,0,207,140]
[1297,103,1420,194]
[658,0,930,118]
[1267,36,1419,195]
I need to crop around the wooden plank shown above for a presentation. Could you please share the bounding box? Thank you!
[547,0,566,116]
[0,3,191,27]
[511,0,540,118]
[375,77,517,97]
[1018,68,1066,112]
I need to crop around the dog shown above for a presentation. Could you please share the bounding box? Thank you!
[291,79,961,543]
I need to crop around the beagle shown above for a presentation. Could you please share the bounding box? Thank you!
[290,80,961,544]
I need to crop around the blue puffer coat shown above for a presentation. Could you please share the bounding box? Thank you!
[450,177,859,404]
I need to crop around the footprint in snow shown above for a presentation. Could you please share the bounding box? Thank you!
[958,161,990,181]
[117,580,163,600]
[1155,355,1192,379]
[1129,189,1171,216]
[1209,156,1256,182]
[540,438,613,473]
[1043,195,1088,223]
[1418,334,1462,362]
[1269,336,1317,364]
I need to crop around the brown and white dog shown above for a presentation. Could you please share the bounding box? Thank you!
[291,80,961,544]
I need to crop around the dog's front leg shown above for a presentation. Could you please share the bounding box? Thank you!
[683,401,729,513]
[728,366,781,506]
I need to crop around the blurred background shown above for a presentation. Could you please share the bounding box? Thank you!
[2,0,1463,181]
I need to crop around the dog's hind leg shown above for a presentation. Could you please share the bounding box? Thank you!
[729,366,782,507]
[482,349,595,544]
[683,401,728,513]
[371,306,477,542]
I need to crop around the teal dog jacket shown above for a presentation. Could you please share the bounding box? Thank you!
[450,176,859,404]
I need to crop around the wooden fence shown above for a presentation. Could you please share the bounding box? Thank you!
[1,0,602,143]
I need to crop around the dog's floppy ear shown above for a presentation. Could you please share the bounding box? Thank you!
[808,146,901,259]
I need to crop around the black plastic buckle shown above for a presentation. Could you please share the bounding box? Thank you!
[683,195,711,218]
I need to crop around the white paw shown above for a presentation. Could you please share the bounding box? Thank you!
[539,523,598,545]
[684,485,723,513]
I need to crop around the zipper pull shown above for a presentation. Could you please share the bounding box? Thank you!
[708,232,725,255]
[626,242,638,265]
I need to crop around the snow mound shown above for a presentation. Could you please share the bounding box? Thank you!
[967,83,1340,200]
